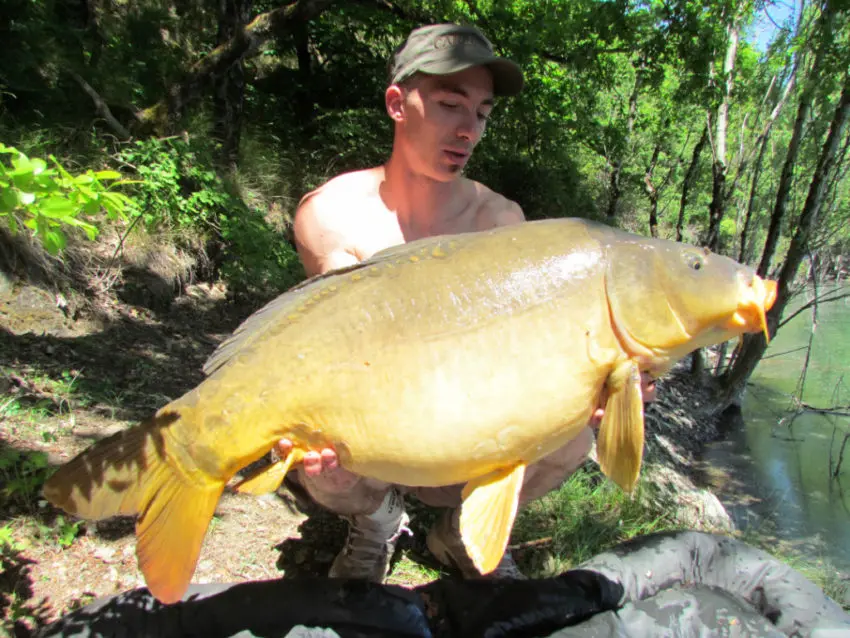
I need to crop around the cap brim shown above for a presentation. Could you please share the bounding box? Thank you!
[418,54,524,96]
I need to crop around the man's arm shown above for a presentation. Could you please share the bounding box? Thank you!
[292,191,361,277]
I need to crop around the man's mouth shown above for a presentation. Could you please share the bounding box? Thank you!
[443,149,470,164]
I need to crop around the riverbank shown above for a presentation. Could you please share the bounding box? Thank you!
[1,233,846,634]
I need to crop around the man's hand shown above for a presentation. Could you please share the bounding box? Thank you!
[589,371,657,429]
[275,438,360,492]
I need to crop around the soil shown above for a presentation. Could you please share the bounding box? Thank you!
[0,240,734,637]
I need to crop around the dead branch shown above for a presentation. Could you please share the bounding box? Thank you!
[507,537,553,551]
[778,290,850,329]
[67,70,132,140]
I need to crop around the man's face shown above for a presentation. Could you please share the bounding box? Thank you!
[394,66,495,182]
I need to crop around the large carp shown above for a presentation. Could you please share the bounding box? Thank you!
[43,217,776,604]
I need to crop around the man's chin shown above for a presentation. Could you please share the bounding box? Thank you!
[434,162,465,180]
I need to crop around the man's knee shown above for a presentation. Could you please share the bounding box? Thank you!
[410,484,464,508]
[297,469,391,516]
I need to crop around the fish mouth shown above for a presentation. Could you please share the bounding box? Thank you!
[725,277,778,342]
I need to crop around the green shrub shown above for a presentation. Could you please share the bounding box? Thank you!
[117,136,305,294]
[0,143,134,254]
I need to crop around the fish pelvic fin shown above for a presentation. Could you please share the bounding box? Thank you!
[233,448,305,495]
[459,463,526,575]
[596,359,645,493]
[42,411,226,604]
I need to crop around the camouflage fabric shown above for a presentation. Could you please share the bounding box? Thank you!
[573,530,850,637]
[551,585,786,637]
[41,531,850,638]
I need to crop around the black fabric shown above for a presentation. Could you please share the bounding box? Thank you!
[421,569,622,637]
[40,532,850,638]
[40,578,431,638]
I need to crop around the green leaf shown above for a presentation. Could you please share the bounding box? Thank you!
[0,188,18,212]
[39,197,78,218]
[93,170,122,180]
[6,215,20,235]
[77,185,96,199]
[30,158,47,176]
[44,230,67,255]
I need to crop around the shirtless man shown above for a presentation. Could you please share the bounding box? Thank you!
[276,23,655,582]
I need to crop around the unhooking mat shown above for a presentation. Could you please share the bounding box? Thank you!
[40,530,850,638]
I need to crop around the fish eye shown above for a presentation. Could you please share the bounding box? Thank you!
[684,252,705,271]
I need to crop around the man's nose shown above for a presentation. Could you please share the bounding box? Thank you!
[456,113,483,142]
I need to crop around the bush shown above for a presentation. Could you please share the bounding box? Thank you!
[0,143,133,255]
[116,136,305,295]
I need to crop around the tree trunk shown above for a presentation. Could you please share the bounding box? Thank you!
[738,130,769,263]
[213,0,253,170]
[758,6,834,278]
[606,64,642,222]
[737,56,800,265]
[292,19,314,126]
[720,77,850,406]
[705,20,740,252]
[676,126,708,242]
[136,0,336,135]
[644,143,661,238]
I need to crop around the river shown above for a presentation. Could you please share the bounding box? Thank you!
[700,282,850,572]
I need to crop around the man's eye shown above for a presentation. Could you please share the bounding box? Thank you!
[478,112,490,122]
[440,101,459,109]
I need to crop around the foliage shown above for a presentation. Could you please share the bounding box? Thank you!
[0,449,51,511]
[512,465,682,573]
[0,144,134,254]
[115,135,304,293]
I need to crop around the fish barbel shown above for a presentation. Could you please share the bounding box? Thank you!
[43,217,777,603]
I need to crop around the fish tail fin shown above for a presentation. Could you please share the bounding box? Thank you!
[43,411,225,604]
[596,360,645,493]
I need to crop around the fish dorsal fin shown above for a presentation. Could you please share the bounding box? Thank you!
[202,261,376,376]
[202,235,464,376]
[596,359,645,493]
[459,463,526,574]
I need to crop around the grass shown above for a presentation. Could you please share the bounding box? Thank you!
[510,465,684,577]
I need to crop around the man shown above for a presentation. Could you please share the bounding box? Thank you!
[276,23,654,583]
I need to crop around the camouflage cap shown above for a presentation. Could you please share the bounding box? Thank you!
[388,24,524,96]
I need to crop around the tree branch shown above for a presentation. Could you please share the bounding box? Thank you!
[67,70,132,140]
[137,0,337,134]
[778,290,850,329]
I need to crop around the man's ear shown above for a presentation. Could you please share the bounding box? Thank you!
[385,85,405,123]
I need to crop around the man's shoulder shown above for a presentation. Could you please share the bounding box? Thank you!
[295,168,383,229]
[467,180,526,230]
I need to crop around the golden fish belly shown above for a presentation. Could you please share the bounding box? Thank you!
[282,293,620,487]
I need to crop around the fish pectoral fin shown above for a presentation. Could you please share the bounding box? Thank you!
[459,463,526,575]
[233,448,305,495]
[596,359,645,493]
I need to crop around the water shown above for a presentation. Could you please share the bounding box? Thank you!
[701,282,850,571]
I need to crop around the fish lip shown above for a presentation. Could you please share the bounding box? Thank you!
[763,279,778,310]
[725,275,776,341]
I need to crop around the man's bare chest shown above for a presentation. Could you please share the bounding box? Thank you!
[352,203,482,261]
